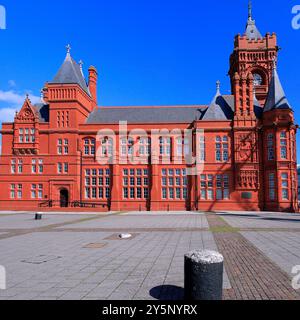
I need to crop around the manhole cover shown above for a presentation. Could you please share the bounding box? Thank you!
[22,255,62,265]
[83,243,107,249]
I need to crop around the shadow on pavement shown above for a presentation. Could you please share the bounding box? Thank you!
[149,285,184,300]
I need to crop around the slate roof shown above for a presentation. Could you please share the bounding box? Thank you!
[33,103,49,122]
[86,106,208,124]
[245,18,262,40]
[202,83,234,121]
[264,68,292,112]
[50,52,90,95]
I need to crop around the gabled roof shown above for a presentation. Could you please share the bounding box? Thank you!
[51,48,90,95]
[264,67,292,112]
[202,82,234,121]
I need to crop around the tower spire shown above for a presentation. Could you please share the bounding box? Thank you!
[248,0,252,21]
[66,44,71,55]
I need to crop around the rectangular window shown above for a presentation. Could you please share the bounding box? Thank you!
[137,188,142,199]
[162,177,167,186]
[123,188,128,199]
[130,188,135,199]
[38,159,43,174]
[281,173,289,200]
[105,188,110,199]
[199,136,206,161]
[162,188,167,199]
[31,184,37,199]
[98,188,104,199]
[38,184,43,199]
[10,184,16,199]
[280,132,288,160]
[32,159,37,173]
[57,163,62,174]
[144,188,149,199]
[269,173,275,201]
[92,187,97,199]
[169,188,174,199]
[183,188,188,199]
[64,163,69,173]
[11,159,16,174]
[17,184,22,199]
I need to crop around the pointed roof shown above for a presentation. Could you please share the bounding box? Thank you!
[264,63,292,112]
[253,89,263,118]
[51,45,90,95]
[244,0,262,40]
[202,81,233,121]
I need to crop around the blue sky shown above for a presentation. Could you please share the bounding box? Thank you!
[0,0,300,158]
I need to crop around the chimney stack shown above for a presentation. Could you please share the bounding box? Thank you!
[88,66,98,106]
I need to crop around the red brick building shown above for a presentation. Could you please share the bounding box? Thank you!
[0,5,298,212]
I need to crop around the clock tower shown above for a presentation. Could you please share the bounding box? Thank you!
[229,0,279,106]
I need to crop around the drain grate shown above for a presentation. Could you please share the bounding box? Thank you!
[22,255,62,265]
[83,243,107,249]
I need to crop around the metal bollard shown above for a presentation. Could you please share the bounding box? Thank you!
[184,250,224,301]
[35,212,42,220]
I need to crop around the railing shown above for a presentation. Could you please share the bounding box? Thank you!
[39,200,108,209]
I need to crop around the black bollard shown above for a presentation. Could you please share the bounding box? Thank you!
[35,213,42,220]
[184,250,224,301]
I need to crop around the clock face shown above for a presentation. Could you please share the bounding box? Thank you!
[253,73,263,86]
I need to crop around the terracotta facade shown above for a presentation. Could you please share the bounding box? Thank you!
[0,7,298,213]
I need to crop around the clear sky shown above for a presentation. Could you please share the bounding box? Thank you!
[0,0,299,158]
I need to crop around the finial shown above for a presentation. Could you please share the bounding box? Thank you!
[79,60,83,70]
[248,0,252,21]
[40,89,44,102]
[216,80,221,93]
[66,44,71,54]
[26,93,29,99]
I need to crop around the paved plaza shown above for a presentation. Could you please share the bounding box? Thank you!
[0,211,299,300]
